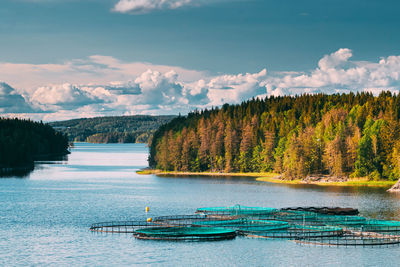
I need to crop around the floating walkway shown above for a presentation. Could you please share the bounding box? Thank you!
[90,205,400,246]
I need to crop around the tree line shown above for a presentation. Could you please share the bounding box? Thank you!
[50,115,176,143]
[0,118,69,170]
[149,92,400,180]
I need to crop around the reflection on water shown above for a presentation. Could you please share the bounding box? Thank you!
[1,154,69,178]
[0,165,34,178]
[0,142,400,266]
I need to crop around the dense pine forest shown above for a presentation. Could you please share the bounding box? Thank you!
[149,92,400,181]
[50,115,176,143]
[0,118,69,174]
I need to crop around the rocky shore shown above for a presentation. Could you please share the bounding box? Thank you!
[138,169,396,187]
[300,175,349,183]
[387,179,400,192]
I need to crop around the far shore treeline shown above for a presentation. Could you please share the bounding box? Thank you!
[50,115,176,144]
[0,118,69,173]
[149,92,400,181]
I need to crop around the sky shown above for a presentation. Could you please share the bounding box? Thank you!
[1,0,400,121]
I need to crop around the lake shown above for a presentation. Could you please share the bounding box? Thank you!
[1,143,400,266]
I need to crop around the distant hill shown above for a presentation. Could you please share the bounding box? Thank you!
[49,115,176,144]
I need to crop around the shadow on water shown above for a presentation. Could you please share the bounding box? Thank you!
[158,174,255,180]
[34,153,69,162]
[156,174,257,184]
[0,165,34,178]
[0,154,69,178]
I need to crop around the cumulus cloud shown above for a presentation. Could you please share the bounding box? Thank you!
[206,69,267,106]
[18,69,197,119]
[0,82,36,113]
[2,48,400,121]
[0,55,204,92]
[133,70,183,104]
[30,83,106,111]
[318,48,353,71]
[113,0,195,14]
[263,49,400,96]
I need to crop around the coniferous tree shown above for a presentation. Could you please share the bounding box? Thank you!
[148,92,400,182]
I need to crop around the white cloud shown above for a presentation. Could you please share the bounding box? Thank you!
[30,83,106,111]
[263,49,400,96]
[113,0,194,14]
[2,49,400,121]
[318,48,353,71]
[0,55,205,93]
[205,69,267,106]
[0,82,36,113]
[18,69,198,119]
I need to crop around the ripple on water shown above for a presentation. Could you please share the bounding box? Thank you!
[1,143,400,266]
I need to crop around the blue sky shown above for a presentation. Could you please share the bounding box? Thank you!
[1,0,400,120]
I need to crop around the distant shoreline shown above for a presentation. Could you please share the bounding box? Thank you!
[137,169,396,188]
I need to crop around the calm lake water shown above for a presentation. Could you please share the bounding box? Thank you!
[1,143,400,266]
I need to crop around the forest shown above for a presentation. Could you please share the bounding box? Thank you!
[149,92,400,181]
[0,118,69,173]
[50,115,176,143]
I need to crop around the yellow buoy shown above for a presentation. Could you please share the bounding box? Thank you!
[147,217,152,222]
[145,206,149,213]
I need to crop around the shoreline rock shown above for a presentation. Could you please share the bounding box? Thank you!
[387,179,400,192]
[302,175,348,183]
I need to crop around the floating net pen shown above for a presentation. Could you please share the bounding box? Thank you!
[133,227,237,241]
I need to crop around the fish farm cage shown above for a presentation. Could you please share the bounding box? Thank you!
[133,227,237,241]
[90,205,400,246]
[244,225,344,239]
[295,232,400,247]
[193,218,290,232]
[90,221,161,233]
[257,211,368,226]
[196,205,278,216]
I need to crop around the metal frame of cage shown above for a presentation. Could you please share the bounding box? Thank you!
[295,231,400,247]
[133,226,237,241]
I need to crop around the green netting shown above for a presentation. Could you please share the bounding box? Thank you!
[245,224,344,239]
[196,205,277,215]
[194,218,289,232]
[364,220,400,227]
[133,226,237,240]
[91,204,400,246]
[340,219,400,232]
[271,211,320,221]
[296,232,400,246]
[290,224,343,232]
[270,210,367,225]
[316,215,366,224]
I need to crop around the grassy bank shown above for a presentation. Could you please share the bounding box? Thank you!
[137,169,396,187]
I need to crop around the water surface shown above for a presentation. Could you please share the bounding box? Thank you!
[1,143,400,266]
